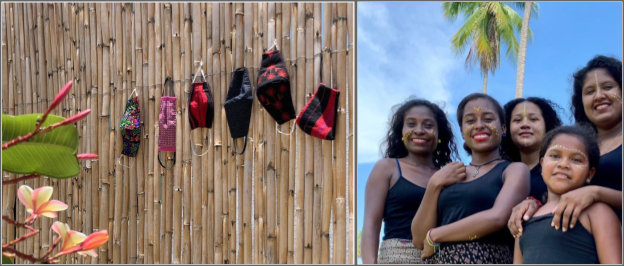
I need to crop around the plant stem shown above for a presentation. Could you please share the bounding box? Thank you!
[2,215,34,228]
[2,246,39,263]
[3,228,39,247]
[2,174,40,185]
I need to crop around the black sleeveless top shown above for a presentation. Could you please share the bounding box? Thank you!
[590,145,622,220]
[529,164,548,204]
[437,161,514,248]
[519,213,598,264]
[382,158,426,240]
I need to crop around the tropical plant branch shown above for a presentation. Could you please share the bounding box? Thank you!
[2,174,40,186]
[2,215,34,228]
[2,246,40,263]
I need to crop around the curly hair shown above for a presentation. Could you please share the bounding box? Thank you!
[502,97,564,162]
[381,97,459,168]
[570,55,622,131]
[456,93,510,160]
[539,124,600,170]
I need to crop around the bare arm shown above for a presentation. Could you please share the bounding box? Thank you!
[594,186,622,213]
[588,203,622,264]
[513,237,523,264]
[411,162,466,250]
[430,163,530,243]
[361,159,392,264]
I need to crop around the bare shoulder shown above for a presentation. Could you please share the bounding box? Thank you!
[368,158,396,181]
[584,201,616,217]
[502,162,530,182]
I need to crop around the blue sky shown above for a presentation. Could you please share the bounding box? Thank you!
[357,2,622,261]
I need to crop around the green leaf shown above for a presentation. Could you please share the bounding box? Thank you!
[2,114,80,179]
[3,255,13,264]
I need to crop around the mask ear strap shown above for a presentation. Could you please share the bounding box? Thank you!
[117,154,134,168]
[276,119,296,136]
[158,152,176,169]
[267,39,278,52]
[190,129,211,156]
[192,61,205,83]
[232,136,248,155]
[129,88,138,98]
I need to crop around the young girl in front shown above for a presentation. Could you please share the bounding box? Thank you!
[515,125,622,264]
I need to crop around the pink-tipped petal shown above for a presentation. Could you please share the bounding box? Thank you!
[78,249,98,258]
[39,200,68,213]
[39,211,59,218]
[48,81,73,114]
[76,153,98,160]
[80,230,109,251]
[57,109,91,126]
[31,186,54,210]
[17,185,34,210]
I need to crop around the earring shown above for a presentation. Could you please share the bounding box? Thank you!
[586,179,591,184]
[438,139,441,143]
[502,132,507,137]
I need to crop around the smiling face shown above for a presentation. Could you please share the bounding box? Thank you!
[582,68,623,129]
[461,98,506,154]
[509,101,546,151]
[402,106,439,155]
[541,134,595,195]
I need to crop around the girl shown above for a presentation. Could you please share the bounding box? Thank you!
[412,93,530,264]
[502,97,564,204]
[515,125,622,264]
[508,55,622,237]
[362,98,459,264]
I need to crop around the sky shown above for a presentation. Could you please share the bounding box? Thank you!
[357,2,622,261]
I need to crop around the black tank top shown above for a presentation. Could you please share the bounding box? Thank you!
[529,164,548,204]
[590,145,622,220]
[382,158,426,240]
[519,213,598,264]
[437,161,514,248]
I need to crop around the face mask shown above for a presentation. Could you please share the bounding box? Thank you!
[188,65,214,157]
[158,77,177,169]
[296,83,340,140]
[120,93,141,157]
[224,67,253,155]
[257,49,296,125]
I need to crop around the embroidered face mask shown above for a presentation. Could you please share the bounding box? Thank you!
[224,67,253,155]
[188,75,214,130]
[158,77,177,169]
[257,49,296,125]
[296,83,340,140]
[120,93,141,157]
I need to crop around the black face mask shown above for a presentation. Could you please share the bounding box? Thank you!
[224,67,253,155]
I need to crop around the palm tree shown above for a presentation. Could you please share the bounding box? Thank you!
[514,2,539,98]
[442,2,537,94]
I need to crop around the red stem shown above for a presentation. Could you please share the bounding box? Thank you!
[42,237,62,260]
[2,215,34,228]
[1,246,39,263]
[3,228,39,247]
[2,174,40,186]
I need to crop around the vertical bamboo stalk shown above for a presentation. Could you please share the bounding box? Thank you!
[211,3,223,264]
[265,3,278,265]
[277,3,290,264]
[223,3,235,263]
[303,3,315,264]
[144,3,156,264]
[182,3,192,264]
[112,4,123,264]
[333,3,348,264]
[294,3,306,264]
[128,4,140,265]
[170,3,182,264]
[138,4,149,264]
[161,3,173,264]
[252,3,262,265]
[272,3,282,263]
[330,5,338,264]
[311,3,323,264]
[287,3,297,264]
[201,3,215,265]
[189,3,203,265]
[154,4,164,263]
[98,3,111,264]
[40,3,52,260]
[82,3,93,255]
[123,4,133,264]
[347,3,354,263]
[320,3,333,264]
[24,5,37,259]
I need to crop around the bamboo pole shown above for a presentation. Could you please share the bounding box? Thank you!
[82,5,93,261]
[14,4,25,259]
[112,4,123,264]
[139,4,150,264]
[272,3,282,263]
[251,3,262,264]
[123,4,133,265]
[202,3,215,265]
[129,4,142,265]
[182,3,192,264]
[98,3,111,264]
[199,3,210,264]
[211,2,223,264]
[312,3,323,265]
[24,5,36,259]
[155,4,164,263]
[224,3,236,264]
[333,3,348,264]
[294,3,306,264]
[347,3,354,264]
[320,3,333,264]
[277,3,290,264]
[189,4,203,265]
[160,3,173,264]
[144,3,155,264]
[170,3,182,264]
[303,3,315,264]
[287,3,297,264]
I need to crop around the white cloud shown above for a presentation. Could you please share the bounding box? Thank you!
[357,2,464,163]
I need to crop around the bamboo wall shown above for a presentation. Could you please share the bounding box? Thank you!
[1,3,354,264]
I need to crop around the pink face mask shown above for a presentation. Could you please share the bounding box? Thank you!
[158,77,176,169]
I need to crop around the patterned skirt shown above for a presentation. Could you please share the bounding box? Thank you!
[378,238,423,264]
[423,242,512,264]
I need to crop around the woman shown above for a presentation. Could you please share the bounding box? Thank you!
[362,98,459,264]
[502,97,563,204]
[508,55,622,237]
[411,93,530,264]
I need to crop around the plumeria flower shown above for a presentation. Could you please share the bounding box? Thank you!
[17,185,68,222]
[51,221,109,258]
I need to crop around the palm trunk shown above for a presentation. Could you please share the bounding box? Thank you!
[516,2,532,98]
[482,71,488,94]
